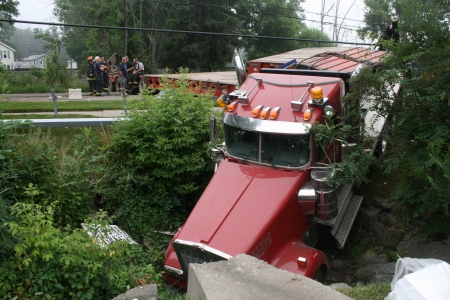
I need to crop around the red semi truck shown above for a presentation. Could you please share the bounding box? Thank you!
[162,47,389,289]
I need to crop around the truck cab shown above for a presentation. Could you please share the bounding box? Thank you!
[163,66,365,289]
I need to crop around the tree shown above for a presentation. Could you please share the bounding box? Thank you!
[160,0,241,71]
[352,0,450,235]
[0,0,19,40]
[95,72,215,239]
[236,0,305,60]
[358,0,399,40]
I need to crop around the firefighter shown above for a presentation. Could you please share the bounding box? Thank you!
[95,56,107,96]
[85,56,96,96]
[100,56,109,94]
[129,58,144,93]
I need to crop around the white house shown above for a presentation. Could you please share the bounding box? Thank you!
[14,54,49,70]
[0,41,16,70]
[67,59,78,70]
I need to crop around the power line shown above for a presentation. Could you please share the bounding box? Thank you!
[0,18,374,46]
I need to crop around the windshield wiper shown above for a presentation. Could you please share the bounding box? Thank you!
[242,148,257,162]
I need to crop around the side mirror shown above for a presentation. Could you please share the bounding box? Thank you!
[232,49,245,86]
[209,116,218,143]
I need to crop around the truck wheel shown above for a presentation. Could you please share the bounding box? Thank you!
[115,80,120,94]
[139,79,146,94]
[108,80,115,93]
[313,267,324,283]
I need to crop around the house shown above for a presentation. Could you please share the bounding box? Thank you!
[14,54,49,70]
[0,41,16,70]
[67,59,78,70]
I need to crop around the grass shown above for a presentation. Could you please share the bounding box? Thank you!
[338,282,391,300]
[0,100,140,113]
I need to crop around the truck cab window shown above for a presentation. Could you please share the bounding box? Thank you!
[225,126,259,162]
[261,133,310,168]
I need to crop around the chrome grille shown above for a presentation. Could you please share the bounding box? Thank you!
[173,239,231,280]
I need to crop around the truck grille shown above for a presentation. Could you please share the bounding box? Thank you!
[173,239,232,280]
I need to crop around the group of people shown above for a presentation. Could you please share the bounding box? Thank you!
[85,55,145,97]
[85,55,109,96]
[117,56,144,97]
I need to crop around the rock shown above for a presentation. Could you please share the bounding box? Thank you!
[397,236,450,263]
[358,250,388,266]
[360,208,382,232]
[370,197,393,210]
[332,259,345,269]
[325,270,345,283]
[381,227,406,249]
[112,284,158,300]
[355,263,395,283]
[329,283,351,290]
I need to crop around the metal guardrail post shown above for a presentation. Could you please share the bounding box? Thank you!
[51,89,58,117]
[123,93,128,116]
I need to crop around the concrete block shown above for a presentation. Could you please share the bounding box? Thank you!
[112,284,157,300]
[69,88,82,100]
[186,254,351,300]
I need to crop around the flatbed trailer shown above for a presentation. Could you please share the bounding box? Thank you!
[107,47,385,97]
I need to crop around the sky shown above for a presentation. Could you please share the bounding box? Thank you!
[16,0,367,43]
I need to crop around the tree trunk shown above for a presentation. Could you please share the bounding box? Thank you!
[124,0,128,55]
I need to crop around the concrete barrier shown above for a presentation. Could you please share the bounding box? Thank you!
[187,254,351,300]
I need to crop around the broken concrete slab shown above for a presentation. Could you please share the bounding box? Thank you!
[112,284,157,300]
[186,254,351,300]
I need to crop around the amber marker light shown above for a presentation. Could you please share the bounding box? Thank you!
[270,107,281,120]
[260,107,271,119]
[311,87,323,102]
[297,257,307,268]
[252,105,264,118]
[303,108,313,121]
[227,101,238,112]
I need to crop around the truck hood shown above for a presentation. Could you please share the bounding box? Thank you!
[176,159,308,255]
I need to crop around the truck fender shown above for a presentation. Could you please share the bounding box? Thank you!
[269,240,328,279]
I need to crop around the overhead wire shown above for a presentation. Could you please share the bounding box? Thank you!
[0,18,374,46]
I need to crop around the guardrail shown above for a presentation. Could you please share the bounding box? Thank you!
[3,118,125,128]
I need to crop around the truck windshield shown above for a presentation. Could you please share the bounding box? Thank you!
[224,125,310,168]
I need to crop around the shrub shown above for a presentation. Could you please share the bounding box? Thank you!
[96,71,215,240]
[0,203,161,299]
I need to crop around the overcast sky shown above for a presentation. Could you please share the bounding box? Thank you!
[16,0,366,42]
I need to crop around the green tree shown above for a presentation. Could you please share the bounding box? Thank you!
[358,0,400,40]
[96,71,215,239]
[160,0,241,71]
[353,0,450,235]
[236,0,306,60]
[0,0,18,40]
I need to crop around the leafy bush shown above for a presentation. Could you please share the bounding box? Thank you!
[96,71,215,240]
[0,203,160,299]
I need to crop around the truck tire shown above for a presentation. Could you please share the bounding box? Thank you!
[313,267,324,283]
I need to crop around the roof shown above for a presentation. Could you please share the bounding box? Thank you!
[23,54,49,61]
[0,41,16,52]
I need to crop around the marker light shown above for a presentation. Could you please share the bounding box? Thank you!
[260,107,271,119]
[227,101,238,112]
[216,95,227,108]
[303,108,313,121]
[270,107,281,120]
[252,105,264,118]
[297,257,307,268]
[311,87,323,102]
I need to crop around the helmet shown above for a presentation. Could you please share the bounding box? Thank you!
[87,56,93,61]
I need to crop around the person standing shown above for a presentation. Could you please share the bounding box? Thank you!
[85,56,96,96]
[100,56,109,94]
[129,58,144,92]
[95,56,107,96]
[118,56,128,97]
